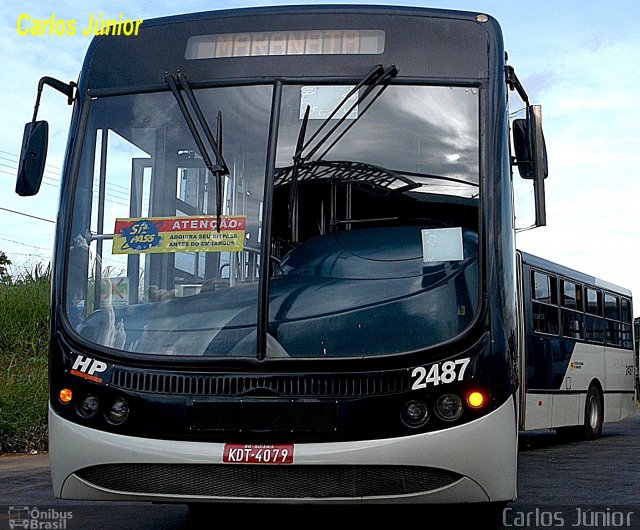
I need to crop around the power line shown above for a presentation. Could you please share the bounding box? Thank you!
[5,250,51,259]
[0,237,52,252]
[0,149,62,171]
[1,150,136,204]
[0,206,55,224]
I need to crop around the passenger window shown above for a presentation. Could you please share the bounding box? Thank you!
[606,321,620,346]
[561,280,582,310]
[561,309,584,339]
[585,288,602,316]
[604,293,619,320]
[621,323,633,349]
[533,303,560,335]
[533,271,557,304]
[584,287,604,343]
[532,271,559,335]
[604,293,620,345]
[585,314,604,343]
[621,298,632,323]
[620,298,633,349]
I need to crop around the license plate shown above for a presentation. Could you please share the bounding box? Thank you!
[223,444,294,464]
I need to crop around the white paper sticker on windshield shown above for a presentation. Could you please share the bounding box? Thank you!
[421,227,464,263]
[300,86,358,120]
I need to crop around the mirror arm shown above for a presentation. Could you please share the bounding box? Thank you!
[505,66,529,107]
[31,77,77,123]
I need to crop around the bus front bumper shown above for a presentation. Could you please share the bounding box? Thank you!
[50,396,517,504]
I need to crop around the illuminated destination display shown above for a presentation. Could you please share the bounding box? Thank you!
[185,29,385,59]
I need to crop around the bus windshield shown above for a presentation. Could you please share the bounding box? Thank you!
[65,82,480,358]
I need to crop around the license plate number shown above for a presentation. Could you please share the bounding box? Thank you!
[223,444,294,464]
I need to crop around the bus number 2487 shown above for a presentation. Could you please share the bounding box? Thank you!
[411,358,471,390]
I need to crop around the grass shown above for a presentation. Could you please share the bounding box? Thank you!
[0,265,51,453]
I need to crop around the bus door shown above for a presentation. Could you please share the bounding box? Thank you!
[516,250,527,429]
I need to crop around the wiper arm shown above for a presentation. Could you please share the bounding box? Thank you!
[391,169,480,188]
[288,104,310,234]
[295,64,398,163]
[312,64,398,162]
[287,64,398,241]
[295,64,384,161]
[166,72,229,229]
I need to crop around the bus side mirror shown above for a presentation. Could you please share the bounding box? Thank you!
[16,120,48,197]
[513,105,548,226]
[513,119,532,178]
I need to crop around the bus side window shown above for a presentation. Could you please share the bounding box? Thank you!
[584,287,604,343]
[604,293,620,346]
[531,270,559,335]
[620,298,633,349]
[561,279,583,340]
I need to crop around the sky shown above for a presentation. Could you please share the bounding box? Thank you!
[1,0,639,308]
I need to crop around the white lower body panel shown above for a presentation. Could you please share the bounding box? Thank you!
[50,396,518,504]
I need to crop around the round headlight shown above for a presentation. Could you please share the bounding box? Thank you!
[105,397,129,425]
[401,400,429,428]
[435,393,463,422]
[77,394,99,418]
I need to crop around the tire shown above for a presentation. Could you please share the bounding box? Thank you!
[583,384,603,440]
[555,385,603,441]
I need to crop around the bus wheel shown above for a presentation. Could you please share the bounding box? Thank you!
[583,385,603,440]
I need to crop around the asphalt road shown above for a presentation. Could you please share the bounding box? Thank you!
[1,414,639,529]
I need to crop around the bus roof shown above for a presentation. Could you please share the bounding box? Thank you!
[519,251,632,298]
[80,4,503,92]
[140,4,489,28]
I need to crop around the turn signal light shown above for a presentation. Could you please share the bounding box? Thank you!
[467,390,486,408]
[59,388,73,403]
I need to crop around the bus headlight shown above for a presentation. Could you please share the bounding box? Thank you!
[77,394,99,418]
[435,393,463,422]
[401,400,429,428]
[105,397,129,425]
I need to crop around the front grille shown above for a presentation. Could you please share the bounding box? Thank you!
[192,401,338,432]
[77,464,461,498]
[110,369,410,398]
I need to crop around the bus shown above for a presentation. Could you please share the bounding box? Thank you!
[14,4,581,507]
[519,253,636,439]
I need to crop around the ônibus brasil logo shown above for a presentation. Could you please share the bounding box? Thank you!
[7,506,72,529]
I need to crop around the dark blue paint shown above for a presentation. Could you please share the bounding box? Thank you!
[525,334,576,390]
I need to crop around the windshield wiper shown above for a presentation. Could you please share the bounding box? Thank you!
[288,64,399,240]
[288,104,310,233]
[391,169,480,188]
[296,64,398,163]
[166,72,228,229]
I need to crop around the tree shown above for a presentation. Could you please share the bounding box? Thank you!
[0,251,12,283]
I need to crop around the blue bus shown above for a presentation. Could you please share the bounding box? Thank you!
[16,5,564,508]
[519,252,635,439]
